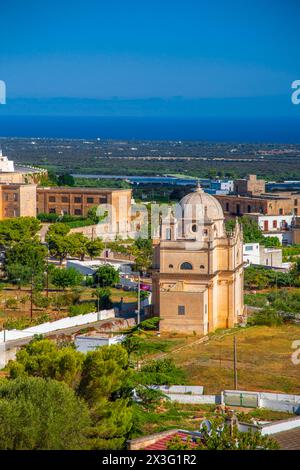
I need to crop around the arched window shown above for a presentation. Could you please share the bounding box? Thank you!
[200,265,205,269]
[169,264,174,268]
[180,262,193,270]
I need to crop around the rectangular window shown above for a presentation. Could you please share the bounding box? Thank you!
[74,209,82,215]
[61,196,69,203]
[87,197,94,204]
[74,197,82,203]
[13,193,18,201]
[245,246,253,251]
[226,203,229,212]
[273,220,277,228]
[49,196,56,202]
[178,305,185,315]
[99,196,107,203]
[49,208,56,214]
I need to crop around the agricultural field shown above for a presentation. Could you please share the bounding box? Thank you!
[142,325,300,395]
[0,284,138,329]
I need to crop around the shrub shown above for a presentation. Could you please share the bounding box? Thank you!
[247,307,284,326]
[32,292,51,309]
[69,302,96,316]
[5,297,18,310]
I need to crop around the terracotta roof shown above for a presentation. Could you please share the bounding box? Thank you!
[144,431,200,450]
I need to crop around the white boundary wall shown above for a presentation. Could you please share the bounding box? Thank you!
[0,309,115,344]
[222,389,300,414]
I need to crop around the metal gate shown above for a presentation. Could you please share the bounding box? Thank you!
[223,392,258,408]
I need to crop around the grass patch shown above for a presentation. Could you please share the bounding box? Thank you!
[142,325,300,395]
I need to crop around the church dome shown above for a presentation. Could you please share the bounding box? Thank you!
[179,183,224,222]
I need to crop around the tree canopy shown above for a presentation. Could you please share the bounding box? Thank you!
[57,173,75,186]
[93,264,120,287]
[226,216,281,247]
[0,217,41,248]
[50,266,83,290]
[0,376,90,450]
[5,240,47,286]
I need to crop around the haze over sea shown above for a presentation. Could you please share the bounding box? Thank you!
[0,116,300,143]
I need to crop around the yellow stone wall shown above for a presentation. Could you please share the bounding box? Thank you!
[152,223,244,335]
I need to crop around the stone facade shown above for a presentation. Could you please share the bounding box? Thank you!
[37,187,132,238]
[152,185,244,335]
[216,194,297,217]
[292,217,300,244]
[0,184,37,218]
[234,174,266,196]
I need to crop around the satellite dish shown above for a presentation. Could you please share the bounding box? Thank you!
[199,419,212,435]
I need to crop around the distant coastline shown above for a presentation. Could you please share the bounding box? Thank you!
[0,115,300,143]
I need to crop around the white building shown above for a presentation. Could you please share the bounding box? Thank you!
[75,333,125,353]
[66,258,133,276]
[248,214,294,245]
[207,179,234,195]
[0,149,14,172]
[243,243,282,268]
[254,214,294,232]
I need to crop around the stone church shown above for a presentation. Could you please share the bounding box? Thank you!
[152,184,244,334]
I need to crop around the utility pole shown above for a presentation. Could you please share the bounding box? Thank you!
[233,336,238,390]
[46,254,49,297]
[30,272,33,321]
[97,283,100,314]
[137,273,141,325]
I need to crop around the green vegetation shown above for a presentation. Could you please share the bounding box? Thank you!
[69,302,96,316]
[92,287,113,309]
[93,264,120,287]
[167,418,279,450]
[283,244,300,262]
[50,267,83,290]
[38,212,96,228]
[143,325,300,395]
[74,177,131,189]
[244,264,300,290]
[57,173,75,186]
[5,240,47,286]
[3,315,51,330]
[130,238,153,272]
[245,289,300,326]
[245,289,300,313]
[3,337,185,449]
[0,376,90,450]
[0,217,41,248]
[46,223,103,264]
[226,216,281,247]
[247,307,284,327]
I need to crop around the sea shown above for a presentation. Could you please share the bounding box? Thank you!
[0,115,300,143]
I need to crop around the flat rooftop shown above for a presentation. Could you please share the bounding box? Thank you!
[37,186,131,193]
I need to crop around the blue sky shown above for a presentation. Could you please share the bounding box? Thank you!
[0,0,299,116]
